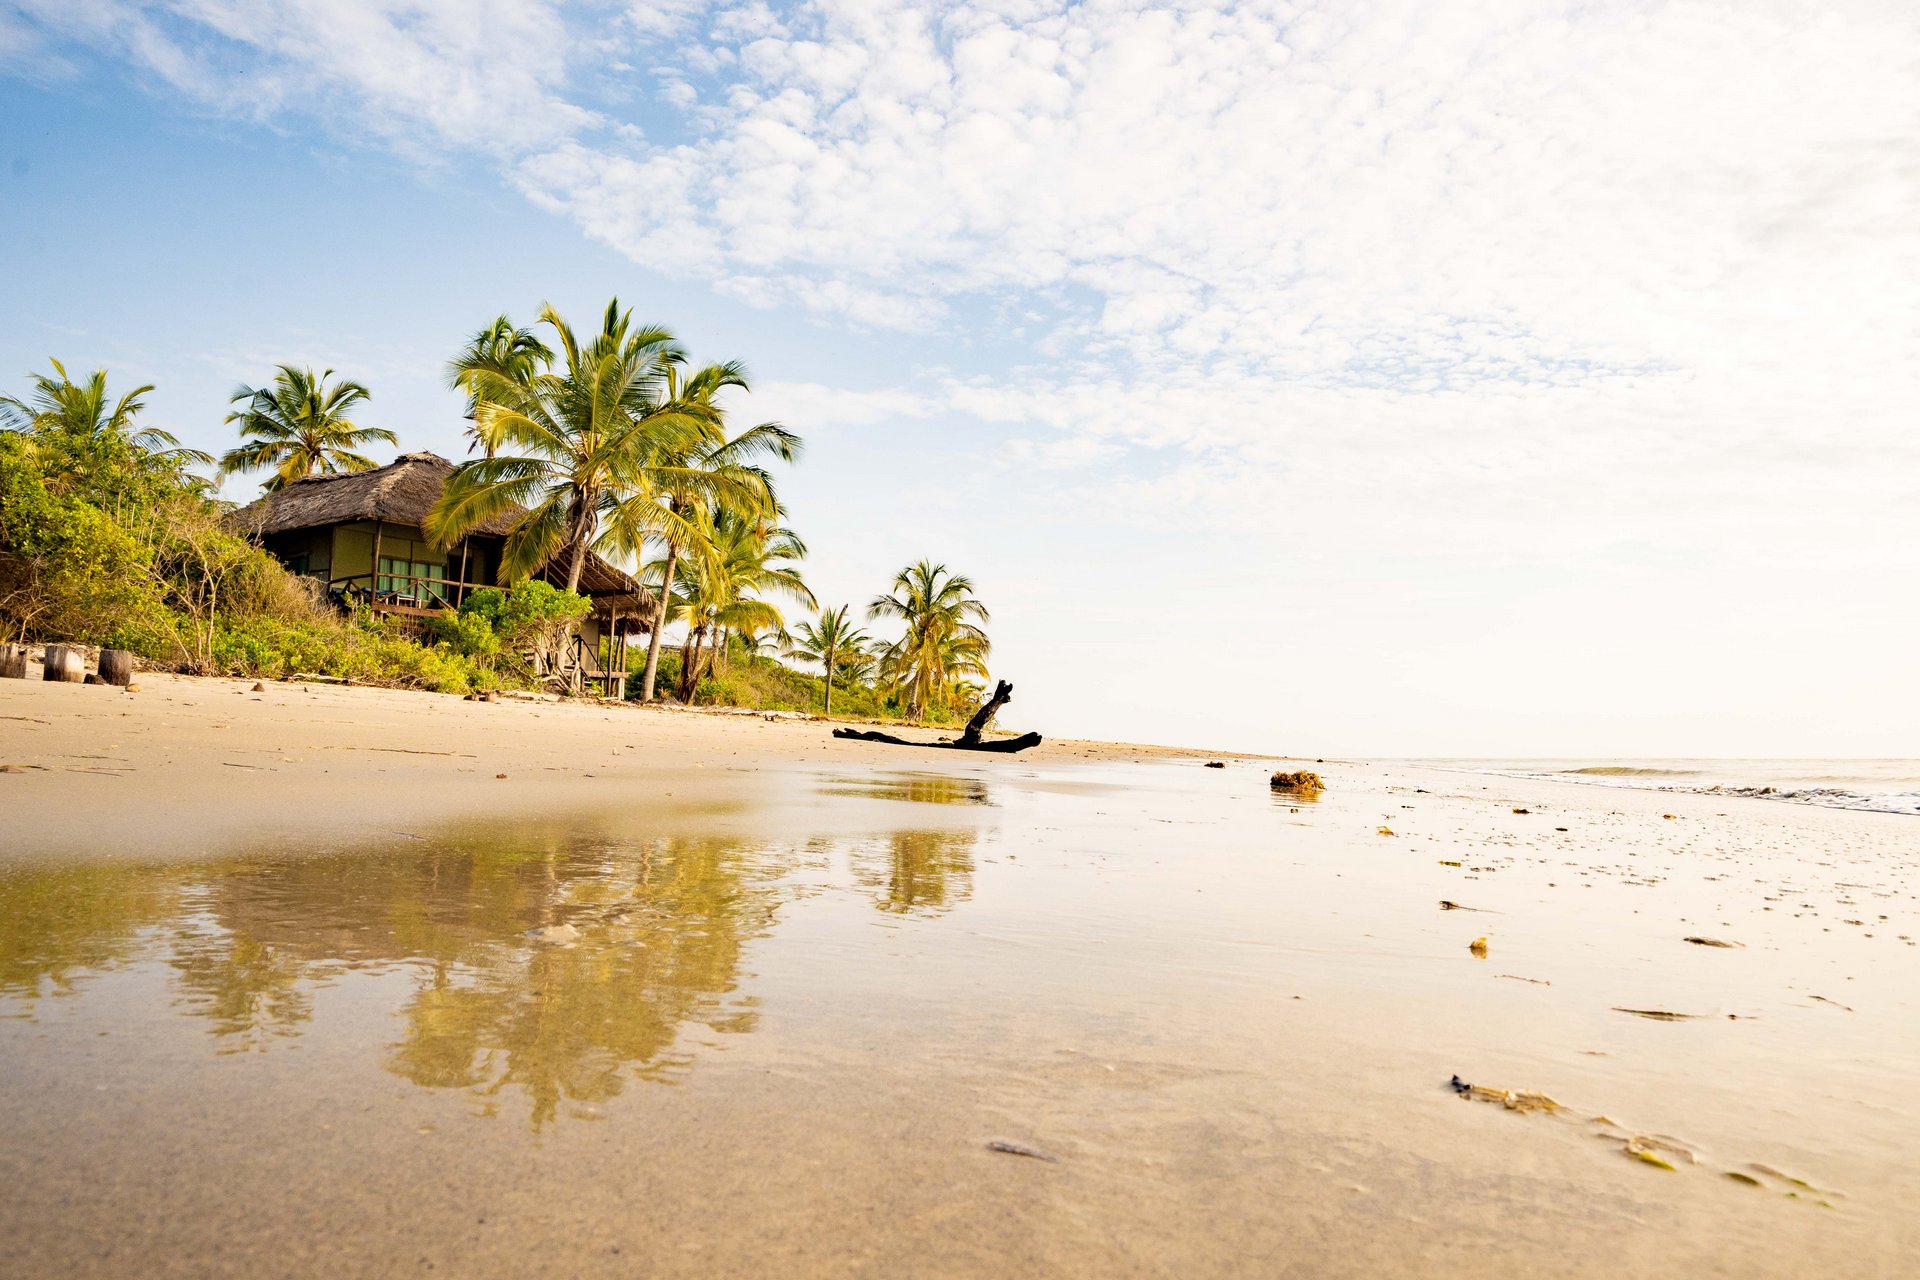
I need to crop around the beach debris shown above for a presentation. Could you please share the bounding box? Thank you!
[836,680,1042,753]
[1555,826,1569,831]
[1662,813,1677,820]
[1468,936,1489,957]
[1808,995,1854,1012]
[1270,770,1324,795]
[1683,936,1743,948]
[1612,1008,1711,1021]
[1747,1163,1836,1195]
[251,681,266,693]
[1497,974,1550,985]
[495,773,508,779]
[1449,1076,1561,1113]
[1457,1077,1842,1198]
[1204,761,1225,768]
[1439,859,1463,867]
[1377,826,1396,836]
[985,1140,1058,1163]
[124,682,141,692]
[1511,807,1531,815]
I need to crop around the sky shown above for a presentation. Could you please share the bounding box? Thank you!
[1,0,1916,757]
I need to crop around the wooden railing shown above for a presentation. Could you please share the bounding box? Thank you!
[325,571,493,611]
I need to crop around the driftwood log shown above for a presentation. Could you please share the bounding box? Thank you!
[42,645,85,683]
[832,680,1043,754]
[0,644,27,680]
[98,649,135,687]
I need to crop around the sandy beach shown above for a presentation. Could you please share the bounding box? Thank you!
[2,673,1915,1277]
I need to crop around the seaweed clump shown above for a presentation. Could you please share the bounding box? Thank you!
[1269,770,1324,796]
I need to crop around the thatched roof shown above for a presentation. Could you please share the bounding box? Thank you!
[239,452,516,537]
[237,452,655,614]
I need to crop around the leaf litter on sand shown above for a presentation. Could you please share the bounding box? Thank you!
[1450,1075,1840,1202]
[1683,936,1743,948]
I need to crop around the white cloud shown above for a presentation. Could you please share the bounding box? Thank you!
[6,0,597,152]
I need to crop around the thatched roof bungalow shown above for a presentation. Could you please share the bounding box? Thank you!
[235,452,655,671]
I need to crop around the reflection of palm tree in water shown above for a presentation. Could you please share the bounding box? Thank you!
[0,828,795,1129]
[384,834,787,1128]
[855,829,979,917]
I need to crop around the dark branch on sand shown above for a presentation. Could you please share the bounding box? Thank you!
[832,680,1042,754]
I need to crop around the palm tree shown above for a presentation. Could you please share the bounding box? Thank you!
[220,366,396,491]
[662,507,816,700]
[869,560,991,721]
[424,300,731,595]
[600,373,801,703]
[447,315,552,458]
[1,358,213,468]
[787,604,872,719]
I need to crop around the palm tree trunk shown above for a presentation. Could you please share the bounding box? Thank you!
[563,490,594,595]
[564,536,588,594]
[679,624,705,701]
[824,641,834,718]
[639,540,678,702]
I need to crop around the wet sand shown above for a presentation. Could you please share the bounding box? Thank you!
[1,674,1915,1277]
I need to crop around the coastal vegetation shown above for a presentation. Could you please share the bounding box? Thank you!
[0,304,998,724]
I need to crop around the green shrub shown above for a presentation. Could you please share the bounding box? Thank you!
[430,609,499,660]
[0,420,511,695]
[0,434,166,644]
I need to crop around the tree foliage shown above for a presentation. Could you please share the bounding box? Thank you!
[868,560,991,721]
[221,365,398,491]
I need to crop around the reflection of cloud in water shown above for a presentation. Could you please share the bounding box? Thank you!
[819,772,992,807]
[0,828,802,1129]
[852,829,979,917]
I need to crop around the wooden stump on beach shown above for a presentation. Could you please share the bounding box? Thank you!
[98,649,135,687]
[42,645,85,683]
[0,644,27,680]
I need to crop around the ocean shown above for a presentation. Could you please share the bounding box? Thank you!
[1422,758,1920,817]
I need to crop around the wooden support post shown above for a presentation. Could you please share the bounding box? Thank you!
[42,645,85,683]
[0,644,28,679]
[98,649,135,687]
[371,523,384,598]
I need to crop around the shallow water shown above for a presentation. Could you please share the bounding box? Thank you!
[1426,757,1920,816]
[1,760,1915,1276]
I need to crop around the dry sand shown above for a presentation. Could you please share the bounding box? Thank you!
[0,671,1239,858]
[1,672,1915,1278]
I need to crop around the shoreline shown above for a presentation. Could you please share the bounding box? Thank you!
[0,669,1281,860]
[4,668,1907,861]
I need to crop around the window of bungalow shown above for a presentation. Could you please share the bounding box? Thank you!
[377,555,450,605]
